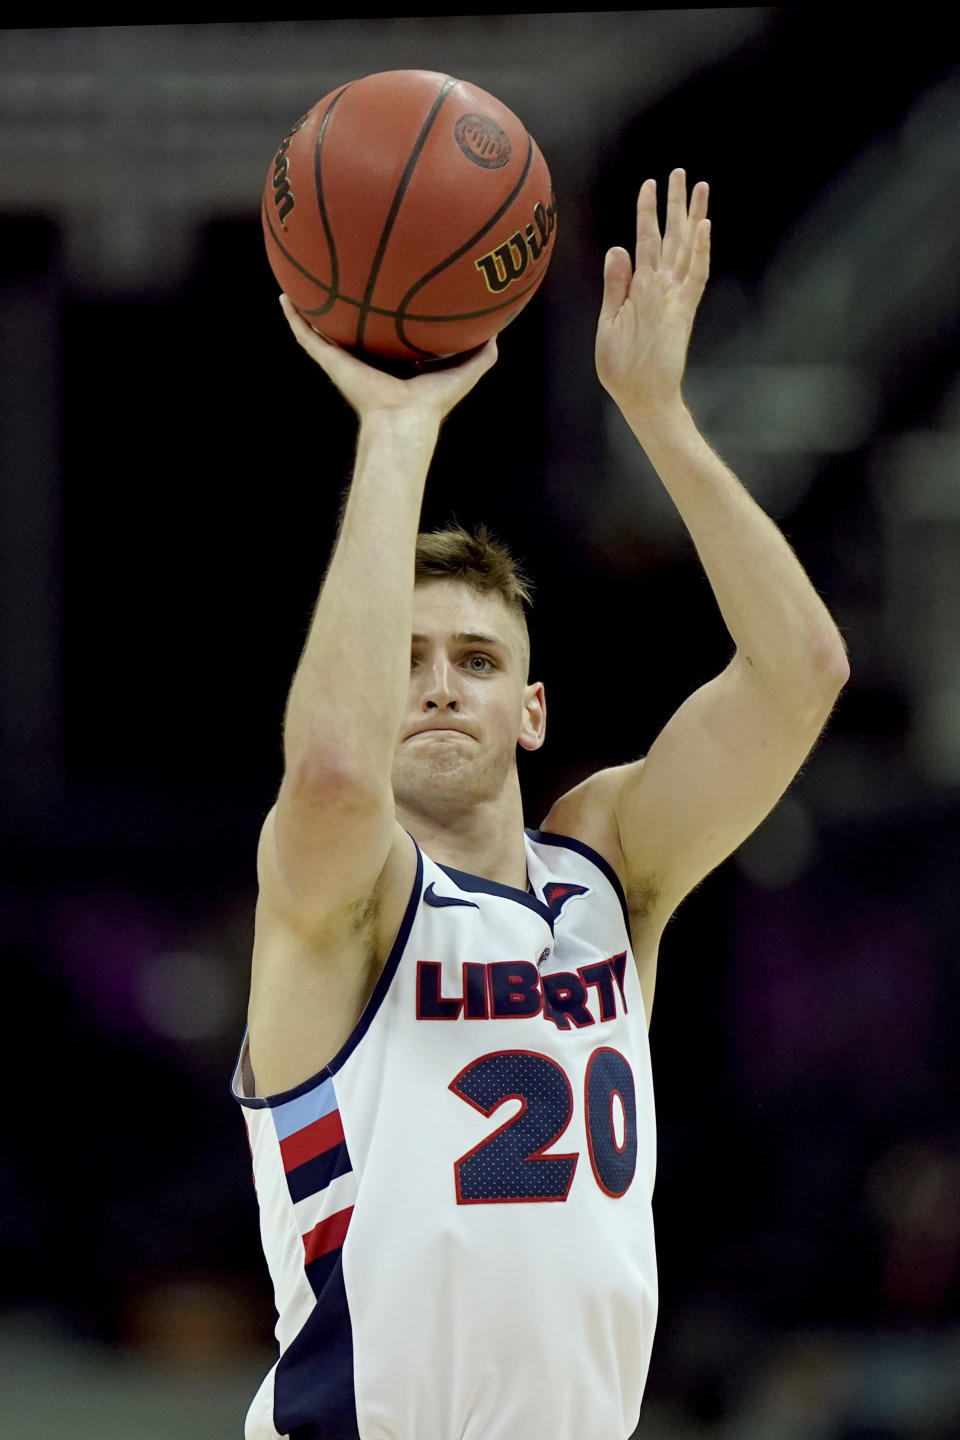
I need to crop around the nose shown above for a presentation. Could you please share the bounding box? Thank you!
[419,654,460,711]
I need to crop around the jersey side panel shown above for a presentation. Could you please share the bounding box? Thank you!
[235,1058,361,1438]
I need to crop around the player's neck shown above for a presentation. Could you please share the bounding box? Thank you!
[397,786,529,891]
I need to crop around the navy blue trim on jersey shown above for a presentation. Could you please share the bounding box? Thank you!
[304,1244,348,1303]
[286,1139,353,1206]
[273,1252,359,1440]
[327,842,423,1076]
[527,828,633,943]
[231,841,424,1106]
[230,1034,275,1110]
[438,861,556,931]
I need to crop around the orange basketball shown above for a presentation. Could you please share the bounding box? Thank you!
[262,70,557,363]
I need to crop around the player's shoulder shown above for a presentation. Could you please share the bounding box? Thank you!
[257,803,417,931]
[539,761,646,891]
[246,820,420,1095]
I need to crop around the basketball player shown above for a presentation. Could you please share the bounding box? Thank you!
[232,172,848,1439]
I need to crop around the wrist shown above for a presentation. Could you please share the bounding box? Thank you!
[358,406,441,448]
[622,396,696,450]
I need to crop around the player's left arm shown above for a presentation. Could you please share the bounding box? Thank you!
[551,171,849,940]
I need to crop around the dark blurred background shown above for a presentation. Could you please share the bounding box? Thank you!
[2,13,960,1439]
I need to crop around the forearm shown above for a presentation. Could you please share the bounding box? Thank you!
[628,400,849,705]
[283,408,439,785]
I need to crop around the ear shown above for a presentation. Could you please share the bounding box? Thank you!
[518,680,546,753]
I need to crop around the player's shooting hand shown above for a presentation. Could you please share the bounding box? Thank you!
[595,170,710,427]
[279,295,498,426]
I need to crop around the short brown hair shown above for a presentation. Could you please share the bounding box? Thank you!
[414,525,534,623]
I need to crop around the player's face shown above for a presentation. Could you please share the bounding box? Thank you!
[392,580,545,817]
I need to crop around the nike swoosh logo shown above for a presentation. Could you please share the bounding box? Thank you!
[423,882,479,910]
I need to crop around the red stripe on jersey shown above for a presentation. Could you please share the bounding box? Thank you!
[302,1206,354,1266]
[280,1109,345,1173]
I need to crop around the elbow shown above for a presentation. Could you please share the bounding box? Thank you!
[742,625,849,728]
[793,613,851,700]
[283,744,388,811]
[818,627,851,698]
[796,630,850,728]
[831,646,851,695]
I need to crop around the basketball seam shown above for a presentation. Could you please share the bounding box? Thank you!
[305,284,544,326]
[263,203,545,327]
[263,203,333,294]
[394,132,538,355]
[355,76,459,350]
[308,84,352,317]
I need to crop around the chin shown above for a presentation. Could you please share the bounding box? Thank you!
[393,751,501,813]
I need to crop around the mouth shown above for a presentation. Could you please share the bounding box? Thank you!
[406,726,474,740]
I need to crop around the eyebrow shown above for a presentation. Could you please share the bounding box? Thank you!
[411,631,510,651]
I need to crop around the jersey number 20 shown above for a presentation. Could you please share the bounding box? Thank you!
[449,1047,637,1203]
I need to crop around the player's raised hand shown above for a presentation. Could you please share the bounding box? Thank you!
[279,294,498,426]
[595,170,710,426]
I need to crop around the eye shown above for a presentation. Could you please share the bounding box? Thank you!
[466,653,496,673]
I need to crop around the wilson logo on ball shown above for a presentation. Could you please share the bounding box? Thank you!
[475,195,557,294]
[271,112,309,228]
[454,113,512,169]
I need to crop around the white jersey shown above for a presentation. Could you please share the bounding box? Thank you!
[232,828,658,1440]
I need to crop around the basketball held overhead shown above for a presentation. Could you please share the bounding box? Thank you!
[262,70,557,364]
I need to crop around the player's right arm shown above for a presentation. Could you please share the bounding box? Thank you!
[249,301,497,1091]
